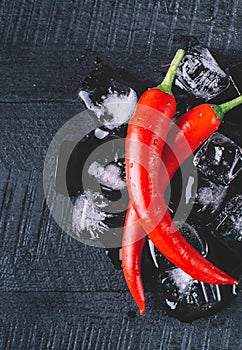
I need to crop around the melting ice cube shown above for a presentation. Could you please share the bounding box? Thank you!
[79,88,137,130]
[88,161,126,190]
[79,65,141,129]
[162,277,236,323]
[176,46,230,100]
[193,132,242,185]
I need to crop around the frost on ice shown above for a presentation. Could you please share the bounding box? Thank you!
[176,46,230,100]
[72,190,111,239]
[88,161,126,190]
[196,181,228,214]
[79,87,137,129]
[168,268,194,294]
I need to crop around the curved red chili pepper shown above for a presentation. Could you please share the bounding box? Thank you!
[122,49,185,315]
[123,96,242,314]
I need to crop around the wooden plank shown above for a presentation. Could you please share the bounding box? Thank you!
[0,0,241,103]
[0,291,241,350]
[0,0,241,56]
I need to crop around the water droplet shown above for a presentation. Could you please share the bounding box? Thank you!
[80,134,89,142]
[199,113,203,117]
[153,139,158,145]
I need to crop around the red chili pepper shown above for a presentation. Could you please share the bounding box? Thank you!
[123,95,242,315]
[122,49,184,315]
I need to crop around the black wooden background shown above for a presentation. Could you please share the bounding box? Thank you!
[0,1,241,349]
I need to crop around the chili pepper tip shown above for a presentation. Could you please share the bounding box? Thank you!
[139,308,145,315]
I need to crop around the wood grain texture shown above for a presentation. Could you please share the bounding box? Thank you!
[0,103,81,167]
[0,0,241,56]
[0,292,241,350]
[0,0,242,348]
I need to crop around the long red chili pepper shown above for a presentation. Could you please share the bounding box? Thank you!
[122,49,185,315]
[123,95,242,315]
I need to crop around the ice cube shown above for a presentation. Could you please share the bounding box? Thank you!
[61,122,127,197]
[80,64,152,105]
[162,276,236,322]
[193,132,242,185]
[88,161,126,191]
[79,64,155,129]
[213,195,242,254]
[176,46,230,101]
[208,62,242,145]
[79,87,137,130]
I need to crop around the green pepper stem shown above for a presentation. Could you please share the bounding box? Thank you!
[212,95,242,121]
[157,49,185,95]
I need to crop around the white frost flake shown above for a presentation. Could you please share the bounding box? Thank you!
[72,190,111,239]
[213,146,223,165]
